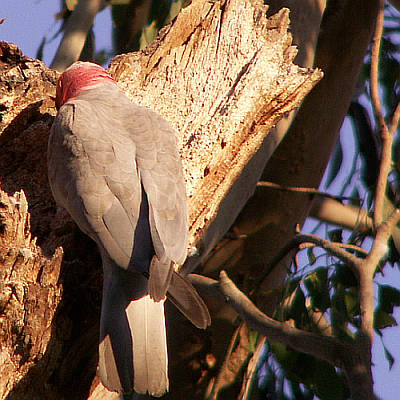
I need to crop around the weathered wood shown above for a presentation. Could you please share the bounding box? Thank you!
[108,0,322,269]
[0,43,102,399]
[0,190,63,398]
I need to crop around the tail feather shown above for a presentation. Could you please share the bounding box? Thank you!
[148,256,173,301]
[98,269,135,393]
[167,271,211,329]
[126,295,168,396]
[98,334,124,392]
[99,266,168,396]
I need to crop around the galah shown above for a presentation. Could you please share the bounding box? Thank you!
[48,61,210,396]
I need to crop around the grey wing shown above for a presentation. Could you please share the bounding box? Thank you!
[48,101,143,270]
[130,106,188,266]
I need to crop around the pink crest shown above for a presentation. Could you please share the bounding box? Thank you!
[55,62,116,109]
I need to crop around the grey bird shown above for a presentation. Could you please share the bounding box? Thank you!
[48,61,210,396]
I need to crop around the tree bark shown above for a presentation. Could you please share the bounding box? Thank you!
[0,0,321,399]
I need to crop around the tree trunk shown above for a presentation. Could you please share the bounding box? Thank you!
[0,0,322,398]
[199,0,379,398]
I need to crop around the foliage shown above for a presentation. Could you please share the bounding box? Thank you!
[256,4,400,399]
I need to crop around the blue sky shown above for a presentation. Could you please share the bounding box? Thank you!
[1,0,112,67]
[1,1,400,399]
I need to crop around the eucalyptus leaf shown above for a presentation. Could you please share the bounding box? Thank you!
[374,309,398,333]
[383,343,395,370]
[378,284,400,314]
[314,360,345,400]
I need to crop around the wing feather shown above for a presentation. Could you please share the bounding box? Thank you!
[48,95,142,269]
[130,106,189,265]
[49,83,189,286]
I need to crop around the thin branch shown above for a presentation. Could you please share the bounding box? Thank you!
[238,336,266,400]
[255,233,362,292]
[257,180,354,201]
[190,270,376,400]
[188,274,227,303]
[364,208,400,274]
[359,209,400,345]
[374,129,394,227]
[371,0,393,227]
[389,99,400,136]
[191,272,344,367]
[218,271,343,366]
[305,299,333,337]
[206,323,249,400]
[295,234,363,275]
[299,241,368,257]
[370,0,386,133]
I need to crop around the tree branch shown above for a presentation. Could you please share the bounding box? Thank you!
[50,0,105,71]
[293,234,362,273]
[310,197,374,234]
[389,99,400,136]
[371,0,393,228]
[190,267,379,400]
[257,180,353,201]
[257,182,376,235]
[299,241,368,257]
[359,209,400,343]
[254,233,363,292]
[205,323,251,400]
[370,0,386,134]
[218,271,343,365]
[189,272,344,367]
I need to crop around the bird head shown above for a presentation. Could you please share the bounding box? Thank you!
[55,61,116,110]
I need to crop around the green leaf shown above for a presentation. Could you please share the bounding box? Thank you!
[304,267,331,312]
[248,329,258,353]
[289,381,314,400]
[328,229,343,243]
[284,286,308,326]
[383,343,395,370]
[377,284,400,314]
[374,309,398,332]
[333,264,358,288]
[307,247,317,266]
[270,345,347,399]
[314,360,345,400]
[331,285,356,341]
[344,287,359,318]
[270,343,315,385]
[280,277,302,307]
[167,0,185,22]
[305,267,328,286]
[36,36,46,61]
[65,0,78,11]
[139,20,158,50]
[325,139,343,189]
[348,102,379,189]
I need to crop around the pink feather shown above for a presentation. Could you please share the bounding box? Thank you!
[55,62,115,109]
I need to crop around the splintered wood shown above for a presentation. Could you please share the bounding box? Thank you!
[108,0,322,260]
[0,191,62,399]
